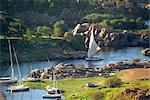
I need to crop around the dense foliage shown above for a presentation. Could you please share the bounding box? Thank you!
[0,0,149,65]
[104,77,122,88]
[0,0,149,37]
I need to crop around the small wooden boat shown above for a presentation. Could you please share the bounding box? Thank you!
[7,85,29,92]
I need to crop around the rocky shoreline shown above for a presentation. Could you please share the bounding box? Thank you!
[28,59,150,80]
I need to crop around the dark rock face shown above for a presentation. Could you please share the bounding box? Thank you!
[136,94,146,100]
[141,48,150,57]
[73,23,149,48]
[98,31,149,48]
[124,88,150,100]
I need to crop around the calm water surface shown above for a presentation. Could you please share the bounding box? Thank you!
[0,47,149,100]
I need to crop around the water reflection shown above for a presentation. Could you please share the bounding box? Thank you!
[4,89,46,100]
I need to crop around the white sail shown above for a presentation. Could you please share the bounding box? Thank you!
[87,29,100,58]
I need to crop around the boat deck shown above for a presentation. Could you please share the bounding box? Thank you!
[0,91,6,100]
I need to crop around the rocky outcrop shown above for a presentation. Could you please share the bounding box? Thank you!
[73,23,149,48]
[102,60,150,72]
[28,60,150,80]
[28,63,103,79]
[141,48,150,57]
[124,88,150,100]
[97,29,149,48]
[97,30,128,48]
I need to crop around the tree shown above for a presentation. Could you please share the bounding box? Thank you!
[36,26,51,36]
[26,28,34,40]
[53,20,67,37]
[104,77,122,88]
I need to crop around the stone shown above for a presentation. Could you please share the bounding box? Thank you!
[135,93,146,100]
[141,48,150,57]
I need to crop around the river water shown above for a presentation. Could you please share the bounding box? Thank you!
[0,47,150,100]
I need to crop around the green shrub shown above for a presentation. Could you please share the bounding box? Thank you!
[104,77,122,88]
[64,32,73,41]
[53,20,67,37]
[121,17,129,22]
[91,91,104,100]
[83,13,102,23]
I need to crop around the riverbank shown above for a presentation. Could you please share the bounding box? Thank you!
[22,72,150,100]
[0,38,86,65]
[27,60,150,80]
[22,59,150,99]
[0,50,86,66]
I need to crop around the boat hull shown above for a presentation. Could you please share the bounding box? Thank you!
[85,57,103,61]
[24,78,41,82]
[0,77,11,80]
[7,86,29,92]
[42,94,62,99]
[0,80,17,84]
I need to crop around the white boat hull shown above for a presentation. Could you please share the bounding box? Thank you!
[0,80,17,84]
[7,85,29,92]
[43,94,62,99]
[0,77,11,80]
[24,77,41,82]
[85,57,103,61]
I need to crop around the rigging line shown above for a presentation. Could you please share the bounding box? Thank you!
[13,46,22,84]
[8,39,14,80]
[1,66,11,77]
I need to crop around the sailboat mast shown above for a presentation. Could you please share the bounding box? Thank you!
[13,46,22,82]
[8,39,14,80]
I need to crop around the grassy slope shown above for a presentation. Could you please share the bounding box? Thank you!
[22,76,150,100]
[118,68,150,82]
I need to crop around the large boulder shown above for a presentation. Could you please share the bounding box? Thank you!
[141,48,150,57]
[97,31,128,48]
[136,93,146,100]
[73,23,103,36]
[73,23,149,48]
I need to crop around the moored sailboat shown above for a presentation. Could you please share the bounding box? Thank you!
[7,46,29,92]
[43,66,64,99]
[0,40,17,84]
[85,26,103,61]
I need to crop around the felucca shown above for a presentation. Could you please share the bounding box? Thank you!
[85,26,103,61]
[7,46,29,92]
[0,40,17,84]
